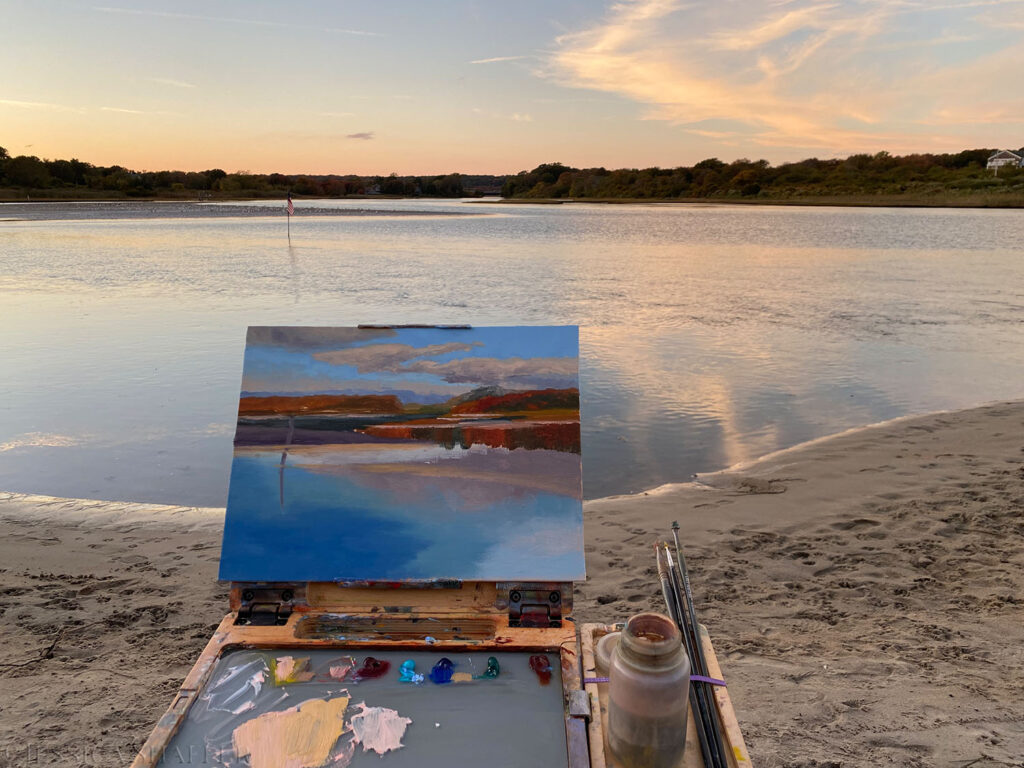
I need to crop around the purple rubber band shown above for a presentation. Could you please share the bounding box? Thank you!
[690,674,726,686]
[584,675,726,687]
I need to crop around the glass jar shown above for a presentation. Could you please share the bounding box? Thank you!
[607,612,690,768]
[595,630,621,674]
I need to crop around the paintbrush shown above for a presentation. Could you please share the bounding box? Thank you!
[670,526,728,768]
[657,543,719,768]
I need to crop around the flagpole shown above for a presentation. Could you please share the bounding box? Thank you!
[286,192,293,243]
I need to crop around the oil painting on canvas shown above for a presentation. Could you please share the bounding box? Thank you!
[218,325,584,582]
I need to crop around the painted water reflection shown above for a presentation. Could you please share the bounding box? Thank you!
[223,446,585,581]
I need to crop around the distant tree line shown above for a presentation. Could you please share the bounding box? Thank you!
[4,143,1024,202]
[0,145,501,199]
[502,151,1024,201]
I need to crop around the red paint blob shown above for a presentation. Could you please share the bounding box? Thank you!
[355,657,391,680]
[529,654,552,685]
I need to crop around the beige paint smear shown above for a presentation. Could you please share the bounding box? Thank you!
[349,703,412,756]
[232,696,350,768]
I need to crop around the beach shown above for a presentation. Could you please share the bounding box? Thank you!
[1,401,1022,767]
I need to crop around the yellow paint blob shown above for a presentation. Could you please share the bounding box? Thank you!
[232,696,350,768]
[271,655,314,684]
[451,672,474,683]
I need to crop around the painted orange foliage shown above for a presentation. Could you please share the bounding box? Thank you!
[238,394,403,416]
[450,388,579,415]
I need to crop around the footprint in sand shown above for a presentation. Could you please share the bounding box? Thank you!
[831,518,881,531]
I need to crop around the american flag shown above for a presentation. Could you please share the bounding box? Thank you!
[286,193,294,216]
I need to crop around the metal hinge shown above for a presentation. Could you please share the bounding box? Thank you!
[507,588,563,628]
[235,587,296,626]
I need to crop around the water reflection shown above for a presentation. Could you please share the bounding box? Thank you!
[1,201,1023,504]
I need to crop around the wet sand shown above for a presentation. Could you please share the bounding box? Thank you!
[1,401,1022,766]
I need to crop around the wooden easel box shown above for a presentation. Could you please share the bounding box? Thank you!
[131,579,592,768]
[130,323,751,766]
[132,583,755,768]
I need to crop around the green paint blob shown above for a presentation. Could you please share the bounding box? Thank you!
[475,656,500,679]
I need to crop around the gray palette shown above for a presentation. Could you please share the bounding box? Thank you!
[160,648,568,768]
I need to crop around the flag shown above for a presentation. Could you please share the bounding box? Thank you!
[287,193,294,216]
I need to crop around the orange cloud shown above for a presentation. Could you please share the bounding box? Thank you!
[549,0,1024,156]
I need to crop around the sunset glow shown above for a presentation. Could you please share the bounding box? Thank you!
[3,0,1023,173]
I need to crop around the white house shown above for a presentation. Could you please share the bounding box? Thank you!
[986,149,1022,169]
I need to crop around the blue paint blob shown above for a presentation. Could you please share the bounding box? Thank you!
[399,659,424,683]
[430,657,455,684]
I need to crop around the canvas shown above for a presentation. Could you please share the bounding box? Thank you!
[218,325,585,583]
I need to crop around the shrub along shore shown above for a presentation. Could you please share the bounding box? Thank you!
[2,145,1024,207]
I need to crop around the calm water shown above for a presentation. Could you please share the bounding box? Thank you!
[2,199,1023,505]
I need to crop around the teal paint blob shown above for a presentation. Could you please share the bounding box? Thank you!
[475,656,500,679]
[399,659,424,683]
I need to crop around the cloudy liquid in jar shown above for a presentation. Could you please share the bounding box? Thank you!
[607,613,690,768]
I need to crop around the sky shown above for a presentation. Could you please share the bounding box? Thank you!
[3,0,1024,174]
[241,325,580,400]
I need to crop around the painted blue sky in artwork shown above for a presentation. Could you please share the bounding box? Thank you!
[240,325,579,402]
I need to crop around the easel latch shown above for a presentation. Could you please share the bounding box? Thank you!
[235,586,296,626]
[507,587,563,628]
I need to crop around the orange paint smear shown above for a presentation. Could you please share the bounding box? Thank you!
[232,696,350,768]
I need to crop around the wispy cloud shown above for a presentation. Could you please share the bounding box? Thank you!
[346,132,375,140]
[99,106,180,117]
[313,342,482,372]
[0,98,84,113]
[472,108,535,122]
[143,77,196,89]
[469,55,529,64]
[92,6,381,36]
[247,327,395,349]
[547,0,1024,156]
[400,356,577,389]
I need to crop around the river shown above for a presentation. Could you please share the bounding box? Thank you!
[2,198,1023,505]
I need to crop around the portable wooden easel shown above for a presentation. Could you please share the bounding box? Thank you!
[132,325,750,768]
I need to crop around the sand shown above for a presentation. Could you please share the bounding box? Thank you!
[1,401,1022,767]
